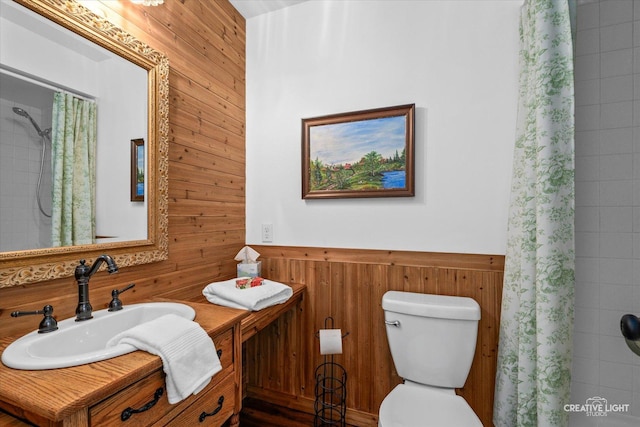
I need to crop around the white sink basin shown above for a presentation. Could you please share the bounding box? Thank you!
[1,302,196,370]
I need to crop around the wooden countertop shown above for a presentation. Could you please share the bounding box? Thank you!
[0,301,248,423]
[192,282,306,342]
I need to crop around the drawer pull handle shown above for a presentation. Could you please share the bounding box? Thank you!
[121,387,163,421]
[217,348,223,358]
[199,395,224,422]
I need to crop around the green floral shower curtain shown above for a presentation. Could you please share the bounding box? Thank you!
[51,92,97,247]
[494,0,575,426]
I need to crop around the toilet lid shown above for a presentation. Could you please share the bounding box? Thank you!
[379,384,483,427]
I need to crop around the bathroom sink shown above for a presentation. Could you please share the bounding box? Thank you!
[1,302,196,370]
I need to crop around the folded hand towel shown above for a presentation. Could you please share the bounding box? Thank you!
[202,278,293,311]
[107,314,221,404]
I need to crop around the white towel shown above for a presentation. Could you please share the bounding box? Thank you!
[106,314,221,404]
[202,278,293,311]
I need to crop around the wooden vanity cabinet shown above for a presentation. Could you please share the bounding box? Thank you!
[0,303,247,427]
[0,288,306,427]
[89,328,236,426]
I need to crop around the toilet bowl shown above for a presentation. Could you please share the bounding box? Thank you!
[379,291,482,427]
[378,382,482,427]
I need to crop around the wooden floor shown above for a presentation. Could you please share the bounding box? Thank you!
[228,397,359,427]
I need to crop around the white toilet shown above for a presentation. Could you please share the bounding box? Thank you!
[379,291,483,427]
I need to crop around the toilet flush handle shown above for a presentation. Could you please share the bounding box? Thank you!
[385,320,401,327]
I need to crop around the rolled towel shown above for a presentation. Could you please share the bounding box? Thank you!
[107,314,221,404]
[202,278,293,311]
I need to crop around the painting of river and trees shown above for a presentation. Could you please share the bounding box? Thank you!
[302,104,415,199]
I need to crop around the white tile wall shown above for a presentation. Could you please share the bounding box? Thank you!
[572,1,640,424]
[0,98,52,251]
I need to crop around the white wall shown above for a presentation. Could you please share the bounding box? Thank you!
[245,0,521,255]
[571,1,640,424]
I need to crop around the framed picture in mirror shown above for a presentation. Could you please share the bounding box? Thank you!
[131,138,145,202]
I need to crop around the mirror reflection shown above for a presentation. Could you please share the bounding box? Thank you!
[0,0,148,252]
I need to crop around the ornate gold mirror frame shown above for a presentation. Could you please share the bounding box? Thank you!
[0,0,169,288]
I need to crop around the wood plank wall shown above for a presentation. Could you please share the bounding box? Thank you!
[244,246,504,427]
[0,0,247,338]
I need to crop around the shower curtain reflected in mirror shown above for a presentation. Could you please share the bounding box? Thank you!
[51,92,96,247]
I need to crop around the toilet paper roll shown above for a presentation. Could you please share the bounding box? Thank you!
[319,329,343,355]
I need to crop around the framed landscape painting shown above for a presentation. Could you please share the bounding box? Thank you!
[302,104,415,199]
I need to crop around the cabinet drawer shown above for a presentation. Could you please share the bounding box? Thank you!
[156,372,235,426]
[213,328,233,372]
[0,410,32,427]
[90,328,234,426]
[90,369,176,426]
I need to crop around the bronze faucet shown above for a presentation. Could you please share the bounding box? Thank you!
[75,255,119,321]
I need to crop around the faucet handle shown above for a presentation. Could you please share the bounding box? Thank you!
[11,304,58,333]
[108,283,136,312]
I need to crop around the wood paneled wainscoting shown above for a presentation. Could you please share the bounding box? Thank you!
[244,246,504,427]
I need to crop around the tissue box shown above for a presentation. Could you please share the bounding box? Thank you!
[237,261,261,278]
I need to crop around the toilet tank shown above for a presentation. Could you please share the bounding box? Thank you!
[382,291,481,389]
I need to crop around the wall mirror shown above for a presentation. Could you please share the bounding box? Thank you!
[0,0,169,287]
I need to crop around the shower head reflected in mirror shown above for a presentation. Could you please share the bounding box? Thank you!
[620,314,640,357]
[12,106,52,217]
[12,107,50,140]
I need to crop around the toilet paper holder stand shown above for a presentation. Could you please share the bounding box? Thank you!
[314,317,349,427]
[314,316,350,341]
